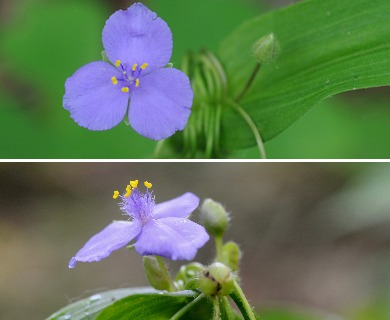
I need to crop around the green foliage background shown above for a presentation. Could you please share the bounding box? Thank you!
[0,0,389,158]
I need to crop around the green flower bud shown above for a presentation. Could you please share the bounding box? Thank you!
[222,241,241,272]
[199,262,234,297]
[252,33,280,64]
[143,256,172,291]
[200,199,229,237]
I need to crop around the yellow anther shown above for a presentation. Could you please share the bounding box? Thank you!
[135,78,140,87]
[125,188,132,198]
[144,181,152,189]
[113,190,119,199]
[140,63,148,70]
[132,63,138,71]
[130,180,139,188]
[115,60,122,67]
[111,76,118,85]
[121,87,129,93]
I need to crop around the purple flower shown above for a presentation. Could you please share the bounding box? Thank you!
[63,3,193,140]
[69,180,209,268]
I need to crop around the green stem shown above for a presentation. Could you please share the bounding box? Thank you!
[155,256,176,292]
[230,281,257,320]
[229,101,266,159]
[235,63,261,102]
[153,140,166,158]
[215,236,224,263]
[170,293,204,320]
[221,297,238,320]
[213,297,221,320]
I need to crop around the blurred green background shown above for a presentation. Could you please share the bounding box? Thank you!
[1,0,389,159]
[1,162,390,319]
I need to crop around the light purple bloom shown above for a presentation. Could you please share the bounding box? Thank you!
[63,3,193,140]
[69,184,209,268]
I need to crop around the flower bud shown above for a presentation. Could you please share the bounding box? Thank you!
[199,262,234,297]
[143,256,172,291]
[200,199,229,237]
[222,241,241,272]
[252,33,280,64]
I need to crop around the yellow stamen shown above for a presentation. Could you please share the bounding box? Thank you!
[121,87,129,93]
[130,180,139,188]
[125,188,132,198]
[135,78,140,87]
[140,63,148,70]
[132,63,138,71]
[125,185,132,197]
[115,60,122,67]
[144,181,152,189]
[111,76,118,85]
[113,190,119,199]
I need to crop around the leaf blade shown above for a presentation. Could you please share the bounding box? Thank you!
[218,0,390,149]
[46,288,158,320]
[96,290,200,320]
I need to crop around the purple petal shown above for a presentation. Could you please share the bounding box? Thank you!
[102,3,172,70]
[69,220,141,268]
[153,192,199,219]
[63,61,129,130]
[129,68,193,140]
[134,218,209,260]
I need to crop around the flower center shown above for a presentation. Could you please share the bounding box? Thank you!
[111,60,149,93]
[116,180,155,224]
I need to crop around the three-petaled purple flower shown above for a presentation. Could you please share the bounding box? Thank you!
[63,3,193,140]
[69,180,209,268]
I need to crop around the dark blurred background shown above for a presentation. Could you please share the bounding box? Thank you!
[1,162,390,319]
[0,0,389,159]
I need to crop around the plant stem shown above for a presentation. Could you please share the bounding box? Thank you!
[153,140,166,158]
[213,297,221,320]
[155,255,176,292]
[229,101,266,159]
[215,236,224,262]
[170,293,204,320]
[230,281,257,320]
[221,297,238,320]
[235,63,261,102]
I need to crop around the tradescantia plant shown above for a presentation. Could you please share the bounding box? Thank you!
[47,181,259,320]
[62,0,390,159]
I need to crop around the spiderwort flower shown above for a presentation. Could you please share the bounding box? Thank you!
[63,3,193,140]
[69,180,209,268]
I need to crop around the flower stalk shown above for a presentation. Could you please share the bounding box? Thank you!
[230,280,257,320]
[213,297,221,320]
[228,101,266,159]
[235,62,262,103]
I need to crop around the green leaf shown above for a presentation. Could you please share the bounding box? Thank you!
[46,288,158,320]
[96,290,208,320]
[218,0,390,150]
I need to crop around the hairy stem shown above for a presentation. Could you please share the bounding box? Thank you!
[213,297,221,320]
[215,236,224,263]
[230,281,257,320]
